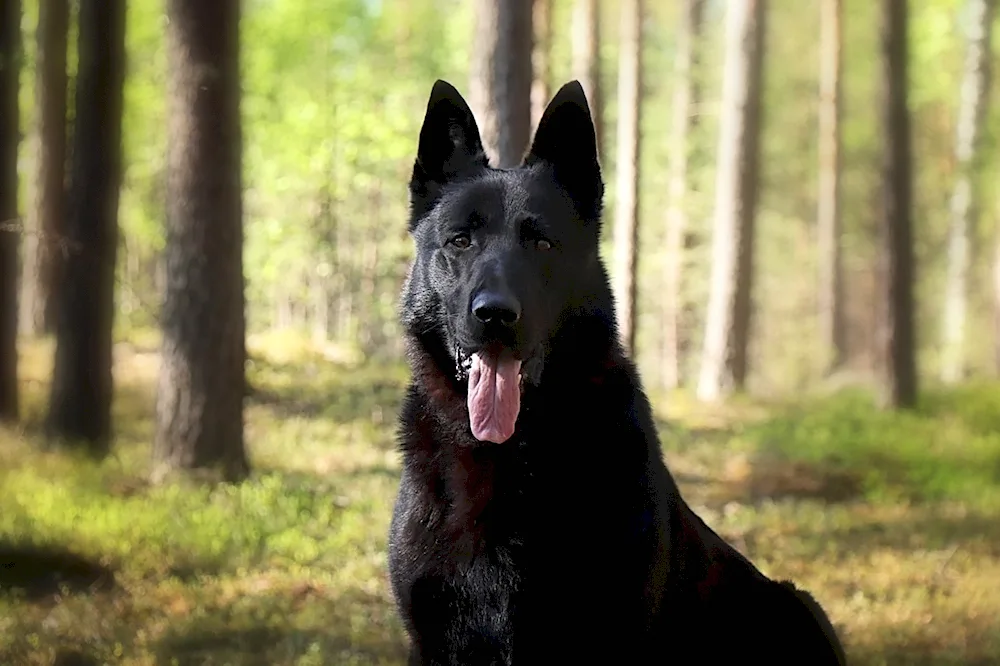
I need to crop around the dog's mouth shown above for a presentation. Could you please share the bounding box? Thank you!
[454,342,540,445]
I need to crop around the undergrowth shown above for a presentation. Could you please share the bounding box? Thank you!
[1,334,999,664]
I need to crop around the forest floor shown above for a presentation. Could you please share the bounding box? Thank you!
[2,332,1000,665]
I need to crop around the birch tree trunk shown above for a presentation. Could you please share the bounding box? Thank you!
[530,0,551,132]
[696,0,766,402]
[572,0,603,157]
[940,0,993,383]
[817,0,846,374]
[661,0,704,389]
[612,0,642,357]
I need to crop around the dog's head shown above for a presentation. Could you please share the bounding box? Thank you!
[401,79,605,444]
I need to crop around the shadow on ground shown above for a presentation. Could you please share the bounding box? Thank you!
[0,542,115,600]
[152,587,408,666]
[849,627,1000,666]
[668,450,865,509]
[246,355,406,427]
[14,379,156,454]
[828,508,1000,558]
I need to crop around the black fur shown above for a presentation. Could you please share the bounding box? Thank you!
[389,80,848,665]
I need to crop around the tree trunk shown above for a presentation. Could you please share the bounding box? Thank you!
[612,0,642,357]
[47,0,126,447]
[530,0,551,132]
[696,0,766,402]
[940,0,993,384]
[469,0,533,168]
[154,0,248,482]
[21,0,69,337]
[311,273,328,344]
[0,0,20,421]
[661,0,704,389]
[817,0,846,374]
[878,0,917,408]
[276,288,292,330]
[994,224,1000,375]
[571,0,603,157]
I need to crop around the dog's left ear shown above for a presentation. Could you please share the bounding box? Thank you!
[409,80,489,227]
[523,80,604,222]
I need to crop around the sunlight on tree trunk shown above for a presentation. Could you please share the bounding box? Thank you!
[21,0,69,337]
[530,0,551,133]
[572,0,603,158]
[0,0,20,421]
[47,0,126,448]
[470,0,533,168]
[697,0,766,402]
[817,0,846,375]
[154,0,248,483]
[612,0,642,357]
[877,0,917,409]
[661,0,704,389]
[940,0,993,384]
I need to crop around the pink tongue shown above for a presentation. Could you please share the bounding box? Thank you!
[467,349,522,443]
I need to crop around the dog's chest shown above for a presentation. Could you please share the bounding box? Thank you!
[407,545,520,664]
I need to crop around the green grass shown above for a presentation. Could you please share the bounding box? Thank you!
[2,334,1000,664]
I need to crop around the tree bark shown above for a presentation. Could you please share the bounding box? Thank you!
[994,224,1000,375]
[20,0,69,337]
[878,0,917,408]
[696,0,766,402]
[469,0,533,168]
[571,0,603,158]
[0,0,20,421]
[817,0,846,374]
[612,0,643,357]
[530,0,551,132]
[153,0,248,482]
[661,0,704,389]
[47,0,126,448]
[311,273,329,344]
[940,0,993,384]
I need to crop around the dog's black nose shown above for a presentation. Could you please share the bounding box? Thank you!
[472,291,521,326]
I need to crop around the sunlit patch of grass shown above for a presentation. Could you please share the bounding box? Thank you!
[739,387,1000,508]
[2,334,1000,664]
[691,498,1000,665]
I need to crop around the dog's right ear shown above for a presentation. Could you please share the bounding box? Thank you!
[409,80,488,226]
[523,80,603,224]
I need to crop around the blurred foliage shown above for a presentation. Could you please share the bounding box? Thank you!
[15,0,1000,391]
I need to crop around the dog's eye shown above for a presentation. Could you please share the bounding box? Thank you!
[448,233,471,249]
[535,238,553,251]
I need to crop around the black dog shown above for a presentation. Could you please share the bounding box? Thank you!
[389,79,848,665]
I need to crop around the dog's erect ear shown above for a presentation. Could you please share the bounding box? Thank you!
[523,80,603,222]
[409,80,488,225]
